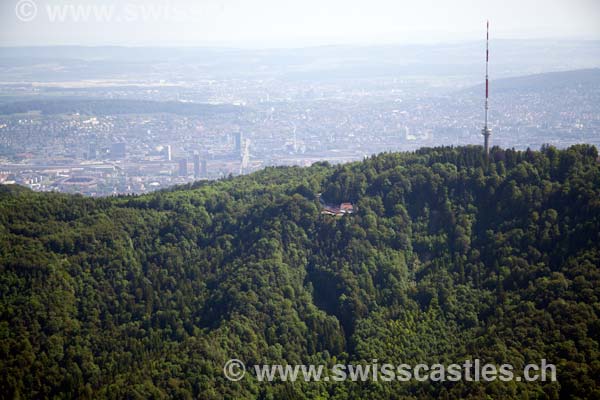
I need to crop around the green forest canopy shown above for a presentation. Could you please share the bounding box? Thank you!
[1,144,599,399]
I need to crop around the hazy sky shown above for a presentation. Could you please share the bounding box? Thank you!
[1,0,599,47]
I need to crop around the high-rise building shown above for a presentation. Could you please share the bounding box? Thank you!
[110,143,126,159]
[193,153,201,179]
[234,132,242,155]
[178,158,188,177]
[87,143,97,160]
[201,159,208,178]
[164,145,172,161]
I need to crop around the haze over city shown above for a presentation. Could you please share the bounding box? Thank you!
[1,0,600,47]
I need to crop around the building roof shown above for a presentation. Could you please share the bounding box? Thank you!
[340,203,353,210]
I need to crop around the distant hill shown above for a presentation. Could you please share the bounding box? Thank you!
[2,40,600,81]
[464,68,600,94]
[0,98,244,116]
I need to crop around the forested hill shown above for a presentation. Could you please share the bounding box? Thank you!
[464,68,600,94]
[1,145,600,399]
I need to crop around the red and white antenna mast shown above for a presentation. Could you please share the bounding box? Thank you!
[482,20,492,157]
